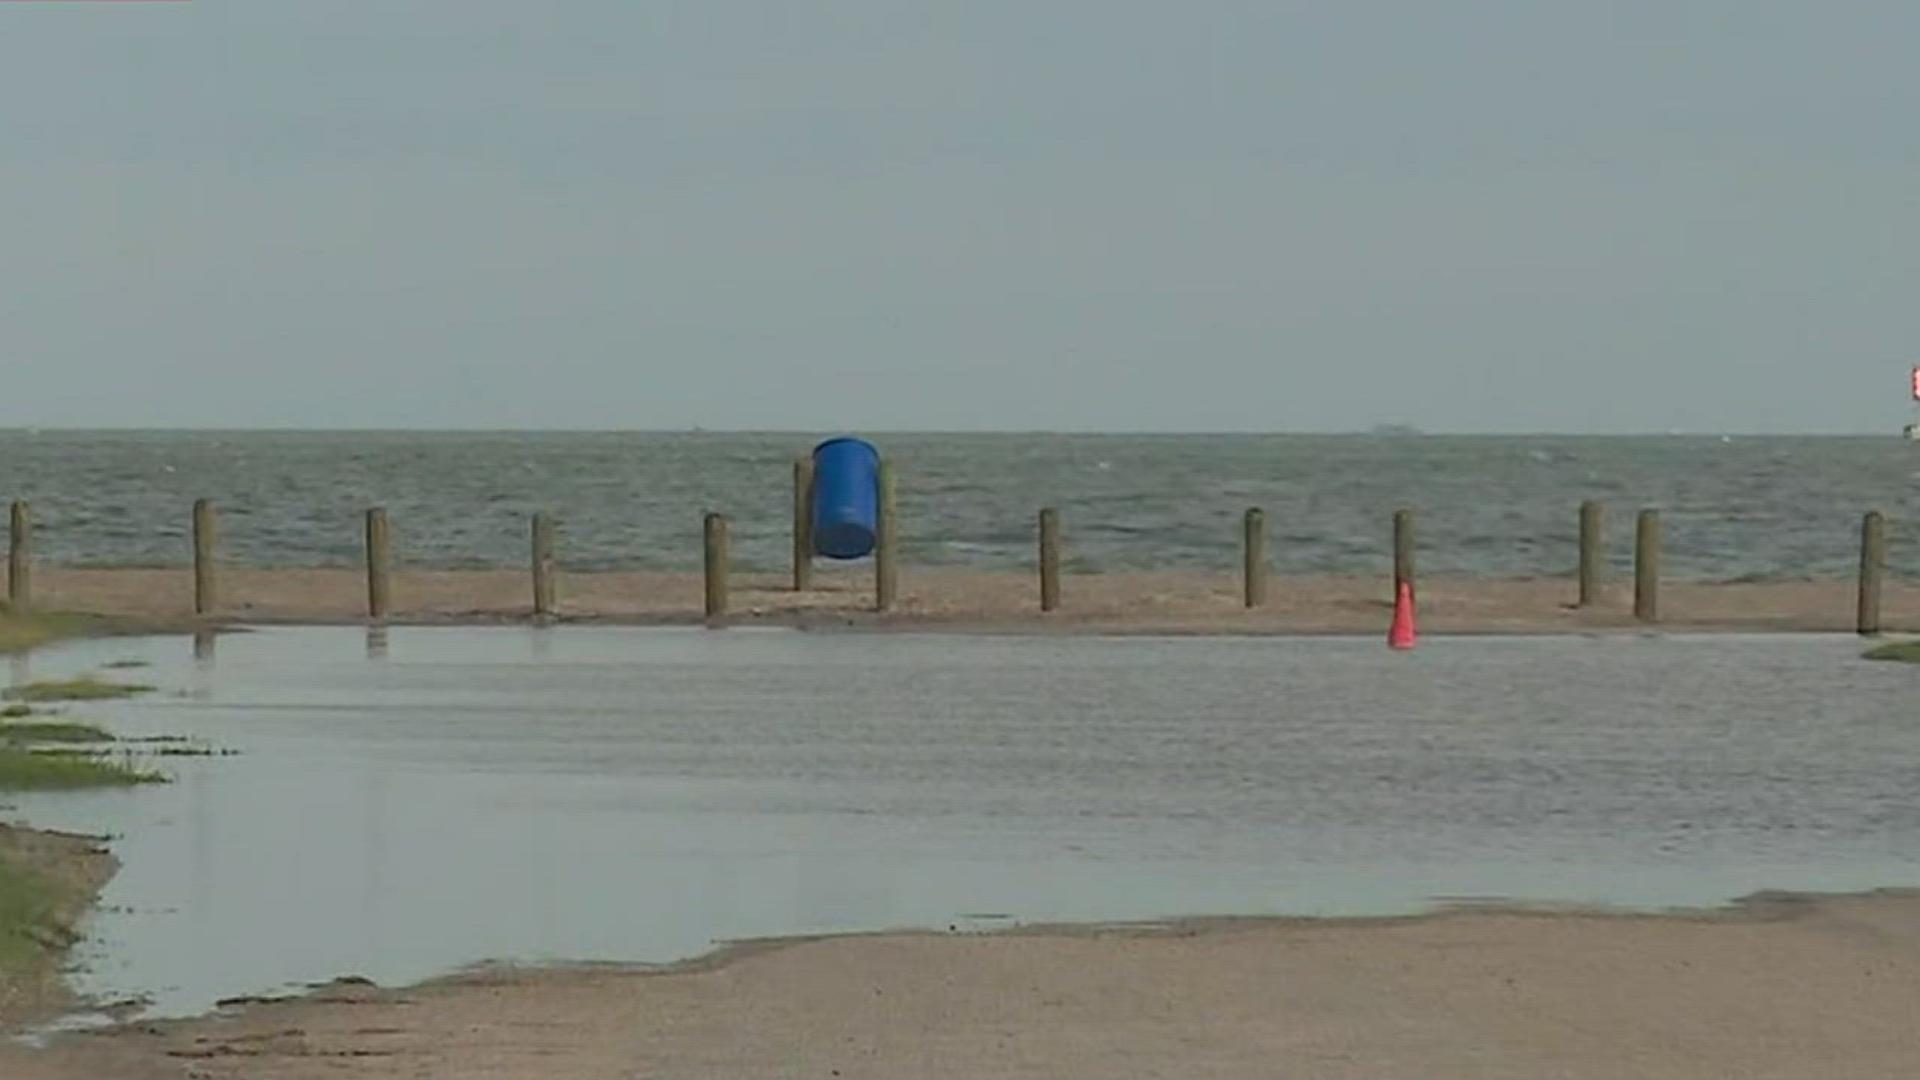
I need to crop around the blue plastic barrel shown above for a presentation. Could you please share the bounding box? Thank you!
[810,437,881,559]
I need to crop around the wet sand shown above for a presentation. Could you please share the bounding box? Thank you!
[15,566,1920,633]
[4,891,1917,1079]
[0,825,115,1029]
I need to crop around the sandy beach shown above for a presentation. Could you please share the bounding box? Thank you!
[0,889,1914,1079]
[10,566,1918,634]
[0,826,115,1029]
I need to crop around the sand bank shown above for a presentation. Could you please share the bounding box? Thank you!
[0,825,115,1030]
[5,890,1918,1079]
[9,566,1919,634]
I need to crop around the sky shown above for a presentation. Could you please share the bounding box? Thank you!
[1,1,1917,433]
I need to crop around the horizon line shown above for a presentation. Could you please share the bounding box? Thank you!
[0,426,1905,439]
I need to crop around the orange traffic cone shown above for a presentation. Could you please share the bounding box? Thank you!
[1388,579,1417,650]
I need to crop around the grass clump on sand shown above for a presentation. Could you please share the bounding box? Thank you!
[2,677,154,704]
[0,850,68,989]
[1863,640,1920,663]
[0,850,73,978]
[0,825,117,1021]
[0,748,162,791]
[2,721,115,745]
[0,705,29,720]
[0,610,95,656]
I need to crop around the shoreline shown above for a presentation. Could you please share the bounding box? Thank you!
[0,825,116,1032]
[8,567,1919,635]
[5,886,1917,1077]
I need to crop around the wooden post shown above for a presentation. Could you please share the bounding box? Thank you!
[1038,508,1062,613]
[531,512,557,619]
[7,501,28,611]
[192,499,218,616]
[792,456,815,592]
[1858,511,1886,637]
[1634,509,1660,623]
[1393,508,1415,598]
[365,508,391,621]
[1243,507,1268,609]
[1577,500,1603,608]
[703,512,729,620]
[875,459,898,613]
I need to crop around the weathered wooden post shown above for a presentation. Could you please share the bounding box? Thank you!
[7,501,29,611]
[703,512,729,621]
[875,459,898,613]
[192,499,218,616]
[1243,507,1268,609]
[1393,508,1416,598]
[792,456,815,592]
[365,508,392,621]
[1578,500,1603,608]
[1858,511,1886,637]
[1038,508,1062,613]
[531,512,557,619]
[1634,509,1660,623]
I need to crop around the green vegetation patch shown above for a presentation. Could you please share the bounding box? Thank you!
[0,611,95,656]
[0,705,30,719]
[1864,640,1920,663]
[0,852,65,977]
[1,721,115,745]
[2,678,154,703]
[0,825,117,1013]
[0,748,163,790]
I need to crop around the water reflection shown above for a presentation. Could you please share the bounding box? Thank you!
[186,631,217,700]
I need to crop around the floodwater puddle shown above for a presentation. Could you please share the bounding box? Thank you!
[8,626,1920,1018]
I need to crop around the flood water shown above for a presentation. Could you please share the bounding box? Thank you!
[7,627,1920,1018]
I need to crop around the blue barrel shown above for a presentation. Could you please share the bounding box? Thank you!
[810,437,881,559]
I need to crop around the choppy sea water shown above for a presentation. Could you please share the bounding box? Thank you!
[7,627,1919,1017]
[0,431,1916,579]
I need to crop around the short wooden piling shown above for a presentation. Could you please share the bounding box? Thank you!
[531,512,557,618]
[7,501,29,611]
[1858,511,1886,636]
[192,499,218,616]
[875,460,898,613]
[1243,507,1268,609]
[1577,500,1603,608]
[365,508,392,621]
[792,456,815,592]
[703,512,729,620]
[1392,508,1415,597]
[1634,509,1660,623]
[1038,508,1062,613]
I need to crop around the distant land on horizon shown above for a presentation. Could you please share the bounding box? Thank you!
[0,426,1906,439]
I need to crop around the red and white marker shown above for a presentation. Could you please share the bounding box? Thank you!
[1388,580,1417,650]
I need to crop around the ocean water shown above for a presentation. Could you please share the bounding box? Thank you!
[10,627,1920,1017]
[0,431,1915,580]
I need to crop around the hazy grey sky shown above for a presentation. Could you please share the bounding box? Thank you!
[3,2,1916,432]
